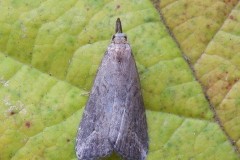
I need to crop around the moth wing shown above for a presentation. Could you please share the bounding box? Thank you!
[76,47,148,160]
[75,51,114,159]
[113,52,148,160]
[114,130,147,160]
[76,131,112,159]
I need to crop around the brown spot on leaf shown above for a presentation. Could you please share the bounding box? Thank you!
[116,5,120,9]
[67,139,70,142]
[9,111,15,115]
[184,3,188,8]
[229,15,237,21]
[225,83,232,90]
[25,121,31,128]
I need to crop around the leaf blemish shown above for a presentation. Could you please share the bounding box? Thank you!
[10,111,15,116]
[25,121,31,128]
[229,15,235,20]
[206,24,211,29]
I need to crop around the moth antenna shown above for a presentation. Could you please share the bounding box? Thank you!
[115,18,122,33]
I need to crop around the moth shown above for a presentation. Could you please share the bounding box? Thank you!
[75,18,148,160]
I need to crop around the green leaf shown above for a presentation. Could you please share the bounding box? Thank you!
[155,0,240,154]
[0,0,239,159]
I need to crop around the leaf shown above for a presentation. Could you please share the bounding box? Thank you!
[0,0,239,159]
[154,0,240,154]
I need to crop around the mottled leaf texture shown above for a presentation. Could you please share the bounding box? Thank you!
[75,19,148,160]
[0,0,240,160]
[154,0,240,155]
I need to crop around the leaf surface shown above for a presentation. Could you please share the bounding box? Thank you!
[155,0,240,153]
[0,0,239,159]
